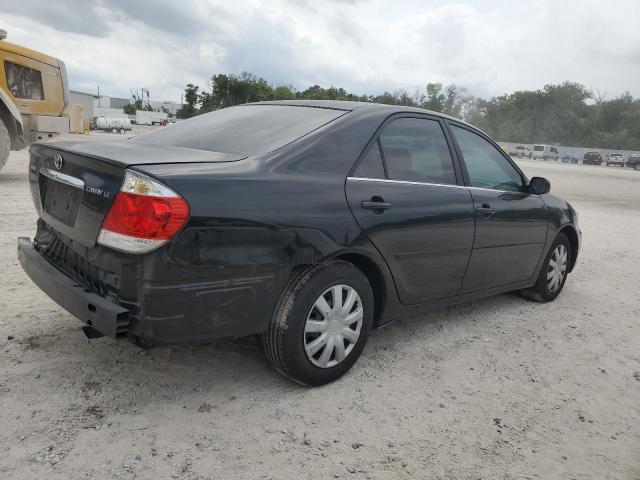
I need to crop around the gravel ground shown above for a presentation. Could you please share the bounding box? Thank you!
[0,136,639,479]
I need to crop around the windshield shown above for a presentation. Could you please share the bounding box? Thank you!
[136,105,346,155]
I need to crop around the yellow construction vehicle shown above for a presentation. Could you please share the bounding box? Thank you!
[0,29,74,171]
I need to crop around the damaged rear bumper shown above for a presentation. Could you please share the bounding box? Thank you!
[17,237,130,338]
[18,235,290,343]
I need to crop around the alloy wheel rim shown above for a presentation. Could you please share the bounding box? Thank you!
[304,284,363,368]
[547,244,568,293]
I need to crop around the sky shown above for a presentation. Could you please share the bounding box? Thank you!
[1,0,639,103]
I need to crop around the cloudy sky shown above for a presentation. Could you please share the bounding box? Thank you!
[1,0,639,103]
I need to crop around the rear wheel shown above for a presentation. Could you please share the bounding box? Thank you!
[263,261,373,386]
[111,128,117,134]
[119,128,125,134]
[521,232,571,303]
[0,119,10,172]
[635,163,640,171]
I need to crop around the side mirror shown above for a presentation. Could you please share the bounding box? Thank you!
[528,176,550,195]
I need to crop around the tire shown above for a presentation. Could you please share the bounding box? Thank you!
[0,119,10,172]
[119,128,125,134]
[635,163,640,171]
[521,232,571,303]
[263,261,374,386]
[111,128,117,134]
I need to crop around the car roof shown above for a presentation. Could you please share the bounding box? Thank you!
[247,100,464,123]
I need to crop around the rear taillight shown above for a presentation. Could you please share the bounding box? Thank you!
[97,170,189,253]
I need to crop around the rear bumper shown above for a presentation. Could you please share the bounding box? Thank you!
[18,237,130,338]
[18,235,289,343]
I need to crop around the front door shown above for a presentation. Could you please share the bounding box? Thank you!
[448,124,548,292]
[346,116,475,305]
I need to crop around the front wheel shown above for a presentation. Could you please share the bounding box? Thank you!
[521,232,571,302]
[263,261,373,386]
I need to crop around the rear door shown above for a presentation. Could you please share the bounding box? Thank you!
[346,115,475,305]
[448,123,548,292]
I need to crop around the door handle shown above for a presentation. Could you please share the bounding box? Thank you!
[361,196,392,212]
[475,203,496,216]
[362,201,392,209]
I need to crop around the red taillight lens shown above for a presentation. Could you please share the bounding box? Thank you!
[102,192,189,240]
[97,170,190,254]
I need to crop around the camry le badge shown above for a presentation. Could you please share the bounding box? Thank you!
[53,153,64,170]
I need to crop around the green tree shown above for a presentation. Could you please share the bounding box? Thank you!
[177,84,199,119]
[174,74,640,150]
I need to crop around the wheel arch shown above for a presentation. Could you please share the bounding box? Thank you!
[0,92,24,146]
[557,224,579,272]
[328,251,388,327]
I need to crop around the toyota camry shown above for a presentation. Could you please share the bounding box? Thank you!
[18,100,581,385]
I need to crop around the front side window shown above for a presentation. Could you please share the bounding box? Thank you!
[378,117,456,185]
[4,61,44,100]
[451,125,523,192]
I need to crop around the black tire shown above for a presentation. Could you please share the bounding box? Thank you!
[0,119,10,172]
[263,261,374,386]
[635,163,640,171]
[521,232,571,303]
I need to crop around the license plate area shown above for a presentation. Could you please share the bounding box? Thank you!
[39,169,84,227]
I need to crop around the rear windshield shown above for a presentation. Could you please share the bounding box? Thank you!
[533,145,544,151]
[135,105,346,155]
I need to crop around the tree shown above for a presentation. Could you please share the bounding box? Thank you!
[177,84,199,119]
[123,102,136,115]
[174,74,640,150]
[419,83,472,119]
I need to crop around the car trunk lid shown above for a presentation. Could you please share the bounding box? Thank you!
[29,141,246,248]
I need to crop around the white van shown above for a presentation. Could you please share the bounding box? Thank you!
[532,145,560,161]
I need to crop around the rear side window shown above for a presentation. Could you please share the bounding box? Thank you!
[378,117,456,185]
[451,125,523,192]
[137,105,345,155]
[354,140,385,178]
[534,145,544,151]
[4,61,44,100]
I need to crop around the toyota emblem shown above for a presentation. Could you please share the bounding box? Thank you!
[54,153,64,170]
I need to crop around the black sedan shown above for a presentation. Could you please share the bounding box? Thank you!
[18,101,581,385]
[583,152,603,165]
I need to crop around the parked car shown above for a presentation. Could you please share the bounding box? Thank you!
[561,155,579,164]
[532,144,560,161]
[583,151,603,165]
[626,154,640,170]
[606,153,625,167]
[511,145,532,158]
[17,101,581,385]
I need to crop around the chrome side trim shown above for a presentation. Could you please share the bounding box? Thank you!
[39,168,85,189]
[347,176,467,190]
[346,176,524,194]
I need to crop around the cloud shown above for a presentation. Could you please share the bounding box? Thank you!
[0,0,109,37]
[1,0,639,102]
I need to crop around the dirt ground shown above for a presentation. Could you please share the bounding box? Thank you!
[1,135,639,479]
